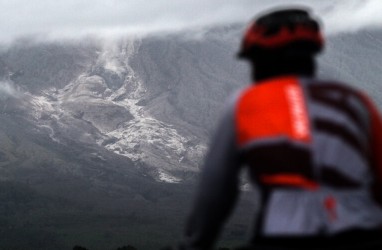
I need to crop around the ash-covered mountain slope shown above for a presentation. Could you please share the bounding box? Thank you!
[2,27,381,184]
[130,27,249,135]
[0,25,251,183]
[318,30,382,107]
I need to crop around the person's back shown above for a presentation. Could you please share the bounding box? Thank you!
[178,8,382,250]
[236,76,382,249]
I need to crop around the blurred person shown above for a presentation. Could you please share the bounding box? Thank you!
[178,7,382,250]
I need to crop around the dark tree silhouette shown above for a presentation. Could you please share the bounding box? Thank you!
[73,246,89,250]
[116,245,137,250]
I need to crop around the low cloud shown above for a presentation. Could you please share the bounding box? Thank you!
[319,0,382,34]
[0,81,19,100]
[0,0,380,42]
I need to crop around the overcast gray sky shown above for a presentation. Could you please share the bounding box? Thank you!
[0,0,381,42]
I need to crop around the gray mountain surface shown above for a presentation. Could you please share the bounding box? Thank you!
[0,25,381,249]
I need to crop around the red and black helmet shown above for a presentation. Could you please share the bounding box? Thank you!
[238,8,324,59]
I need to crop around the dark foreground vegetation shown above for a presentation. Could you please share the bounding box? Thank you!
[73,245,137,250]
[0,179,256,250]
[74,246,237,250]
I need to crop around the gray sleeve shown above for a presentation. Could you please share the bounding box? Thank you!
[181,100,243,250]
